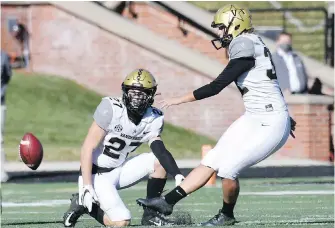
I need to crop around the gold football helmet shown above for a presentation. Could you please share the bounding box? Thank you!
[211,4,254,49]
[121,69,157,116]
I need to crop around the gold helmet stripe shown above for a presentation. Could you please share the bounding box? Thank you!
[122,69,157,89]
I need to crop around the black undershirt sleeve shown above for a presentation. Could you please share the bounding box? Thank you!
[193,57,255,100]
[150,140,181,177]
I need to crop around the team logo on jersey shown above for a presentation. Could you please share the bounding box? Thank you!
[265,104,273,112]
[120,133,143,140]
[114,124,123,132]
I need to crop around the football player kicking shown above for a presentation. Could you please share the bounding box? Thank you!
[136,4,296,226]
[63,69,185,227]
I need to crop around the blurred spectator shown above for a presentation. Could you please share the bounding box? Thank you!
[1,50,12,182]
[12,23,30,69]
[272,32,308,94]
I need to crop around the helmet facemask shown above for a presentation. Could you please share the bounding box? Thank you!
[211,23,234,50]
[122,85,156,118]
[121,69,158,125]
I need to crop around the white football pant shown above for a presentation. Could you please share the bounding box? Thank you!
[78,152,156,221]
[202,111,291,179]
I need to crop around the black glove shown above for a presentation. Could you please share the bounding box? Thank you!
[290,116,296,138]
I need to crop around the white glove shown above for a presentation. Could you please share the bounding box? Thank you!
[175,174,185,186]
[81,185,99,212]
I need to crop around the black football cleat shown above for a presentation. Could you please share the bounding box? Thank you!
[199,210,236,226]
[136,197,173,215]
[141,208,175,226]
[63,193,86,227]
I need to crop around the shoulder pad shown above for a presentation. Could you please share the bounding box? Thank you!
[229,35,255,59]
[106,97,124,109]
[104,97,125,118]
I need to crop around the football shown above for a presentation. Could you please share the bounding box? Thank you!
[19,133,43,170]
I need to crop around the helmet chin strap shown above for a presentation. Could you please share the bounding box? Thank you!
[127,107,144,125]
[127,96,154,125]
[121,86,156,125]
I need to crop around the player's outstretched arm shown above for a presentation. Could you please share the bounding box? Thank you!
[159,58,255,110]
[159,92,196,109]
[149,137,184,185]
[193,57,255,100]
[80,120,105,211]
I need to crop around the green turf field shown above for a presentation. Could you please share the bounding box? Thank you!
[4,72,215,161]
[1,177,334,227]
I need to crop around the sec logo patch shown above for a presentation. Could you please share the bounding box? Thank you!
[114,124,123,132]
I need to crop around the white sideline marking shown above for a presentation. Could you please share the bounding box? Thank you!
[239,190,334,196]
[2,190,333,208]
[240,219,334,225]
[2,200,68,207]
[3,211,56,214]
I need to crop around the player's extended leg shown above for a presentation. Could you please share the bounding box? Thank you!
[136,121,241,216]
[136,164,215,216]
[135,116,249,214]
[179,165,215,193]
[137,112,290,226]
[200,112,290,226]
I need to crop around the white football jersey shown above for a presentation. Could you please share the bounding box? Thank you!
[92,97,164,168]
[228,33,288,114]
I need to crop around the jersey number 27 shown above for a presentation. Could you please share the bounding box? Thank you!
[103,137,141,159]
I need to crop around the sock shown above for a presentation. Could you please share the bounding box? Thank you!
[89,203,105,225]
[221,201,235,217]
[164,186,187,205]
[146,177,167,199]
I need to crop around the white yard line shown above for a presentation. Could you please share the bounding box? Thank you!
[239,190,334,196]
[123,187,335,194]
[2,190,333,208]
[241,218,334,224]
[3,211,56,214]
[2,200,69,207]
